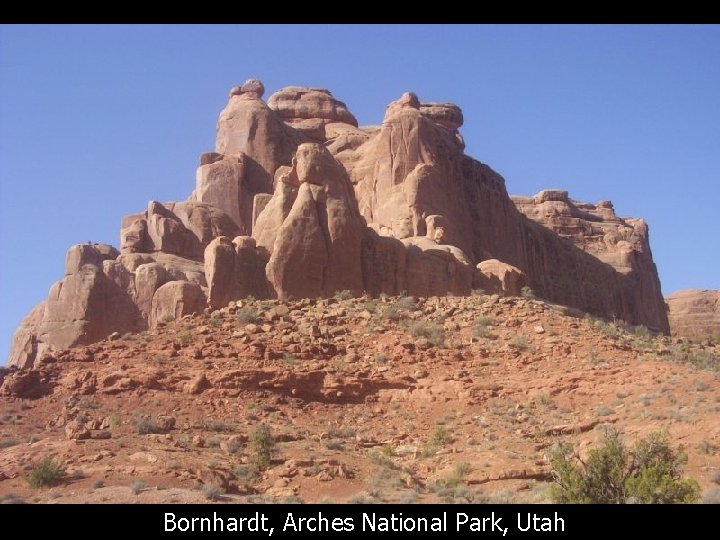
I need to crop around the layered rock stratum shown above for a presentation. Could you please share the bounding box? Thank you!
[8,79,671,368]
[666,289,720,339]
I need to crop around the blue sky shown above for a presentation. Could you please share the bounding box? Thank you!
[1,24,719,362]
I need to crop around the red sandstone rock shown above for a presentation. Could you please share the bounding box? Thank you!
[475,259,528,296]
[149,281,206,327]
[267,86,358,128]
[8,302,46,369]
[8,79,674,368]
[666,289,720,338]
[204,236,270,308]
[261,143,365,299]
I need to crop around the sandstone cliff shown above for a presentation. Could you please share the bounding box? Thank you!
[666,289,720,338]
[7,79,670,368]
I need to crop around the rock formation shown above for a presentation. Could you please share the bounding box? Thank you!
[666,289,720,338]
[7,78,671,368]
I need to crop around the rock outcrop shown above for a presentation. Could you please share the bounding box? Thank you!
[666,289,720,338]
[475,259,528,297]
[258,143,365,300]
[512,190,668,332]
[8,79,672,368]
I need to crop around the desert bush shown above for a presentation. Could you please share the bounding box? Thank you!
[28,457,65,488]
[161,315,175,324]
[237,307,259,324]
[397,296,416,310]
[177,331,192,347]
[202,418,235,433]
[130,480,148,495]
[382,305,404,321]
[473,320,494,339]
[0,437,18,449]
[550,430,699,503]
[334,290,353,301]
[407,321,445,347]
[203,483,225,501]
[509,336,532,351]
[437,462,472,489]
[670,346,719,374]
[251,424,276,469]
[234,463,260,486]
[632,324,653,340]
[327,425,356,439]
[325,439,344,450]
[136,416,162,435]
[421,425,452,457]
[521,286,536,299]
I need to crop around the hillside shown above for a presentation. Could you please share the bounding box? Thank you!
[1,294,718,503]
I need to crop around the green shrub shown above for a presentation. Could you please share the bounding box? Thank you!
[550,430,699,503]
[421,425,452,457]
[509,336,532,351]
[130,480,147,495]
[473,319,494,339]
[437,462,472,489]
[202,418,235,433]
[334,290,353,301]
[521,286,536,299]
[251,424,276,469]
[237,307,259,324]
[632,325,653,340]
[28,457,65,488]
[136,416,162,435]
[161,315,175,324]
[397,296,416,310]
[177,331,192,347]
[408,321,445,347]
[234,463,260,486]
[203,483,225,501]
[382,305,404,322]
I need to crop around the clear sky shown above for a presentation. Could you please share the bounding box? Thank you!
[1,24,719,363]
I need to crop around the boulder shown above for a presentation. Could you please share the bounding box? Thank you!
[268,86,358,127]
[134,263,167,322]
[475,259,528,296]
[149,281,206,327]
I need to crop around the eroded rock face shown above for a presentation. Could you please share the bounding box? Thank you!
[8,78,673,368]
[150,281,205,327]
[215,79,297,194]
[204,236,270,308]
[268,86,358,138]
[666,289,720,338]
[121,201,240,260]
[512,191,668,332]
[8,244,146,368]
[476,259,528,297]
[259,143,365,299]
[8,302,46,369]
